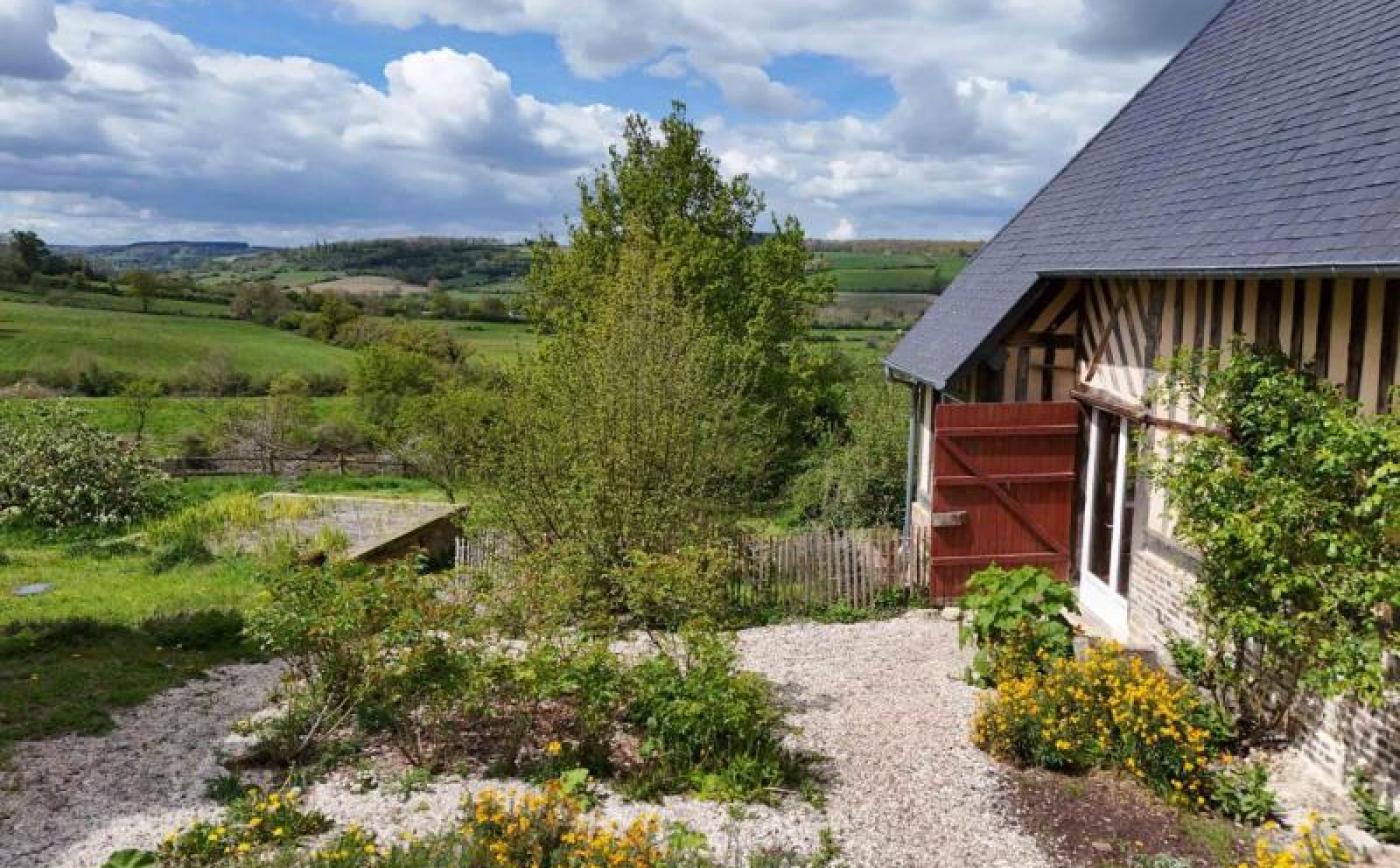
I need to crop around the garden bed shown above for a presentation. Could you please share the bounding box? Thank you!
[0,616,1050,867]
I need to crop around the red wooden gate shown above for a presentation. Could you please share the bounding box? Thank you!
[929,402,1080,600]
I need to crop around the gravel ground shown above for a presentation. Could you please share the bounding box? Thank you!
[0,661,284,868]
[0,615,1049,867]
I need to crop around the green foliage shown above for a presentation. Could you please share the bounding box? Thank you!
[615,546,735,631]
[494,230,768,576]
[788,378,908,529]
[228,281,292,326]
[959,565,1078,685]
[1207,761,1280,824]
[1152,344,1399,734]
[624,630,800,802]
[0,400,168,528]
[973,643,1228,810]
[527,102,841,483]
[155,786,332,866]
[117,377,163,448]
[385,383,498,503]
[1349,774,1400,844]
[1165,635,1212,690]
[144,492,315,571]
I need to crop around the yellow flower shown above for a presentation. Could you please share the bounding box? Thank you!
[272,826,286,838]
[545,740,563,756]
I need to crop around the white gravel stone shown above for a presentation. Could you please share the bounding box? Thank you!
[0,619,1050,867]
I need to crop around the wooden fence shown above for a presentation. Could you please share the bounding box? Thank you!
[159,454,416,478]
[453,527,931,609]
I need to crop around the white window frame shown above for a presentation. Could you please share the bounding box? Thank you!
[1077,407,1132,638]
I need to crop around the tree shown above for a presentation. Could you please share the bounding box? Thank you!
[788,377,909,528]
[493,231,769,574]
[221,373,315,473]
[350,343,443,433]
[527,102,840,482]
[119,378,163,448]
[229,281,292,325]
[121,269,162,313]
[388,385,498,503]
[8,230,49,279]
[1153,344,1399,736]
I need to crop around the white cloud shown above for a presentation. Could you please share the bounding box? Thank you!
[0,0,1224,243]
[825,217,856,241]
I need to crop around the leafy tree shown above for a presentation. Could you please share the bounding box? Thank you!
[388,385,498,503]
[229,281,292,325]
[1152,344,1399,737]
[300,293,361,342]
[350,343,443,433]
[120,269,162,313]
[8,229,49,279]
[788,377,908,528]
[527,102,840,482]
[493,230,769,576]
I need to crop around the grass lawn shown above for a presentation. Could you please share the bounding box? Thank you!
[0,299,353,384]
[66,395,355,456]
[0,473,443,755]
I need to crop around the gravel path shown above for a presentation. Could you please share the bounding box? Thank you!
[0,616,1049,867]
[0,661,284,868]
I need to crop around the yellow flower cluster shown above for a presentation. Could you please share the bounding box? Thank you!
[972,643,1216,805]
[156,786,332,866]
[1242,814,1352,867]
[463,784,666,867]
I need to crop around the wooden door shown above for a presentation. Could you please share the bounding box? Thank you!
[928,402,1080,601]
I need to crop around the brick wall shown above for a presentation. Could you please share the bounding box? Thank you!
[1122,528,1400,808]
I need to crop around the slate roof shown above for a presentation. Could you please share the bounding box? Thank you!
[887,0,1400,388]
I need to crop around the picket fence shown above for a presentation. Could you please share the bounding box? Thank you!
[453,527,930,610]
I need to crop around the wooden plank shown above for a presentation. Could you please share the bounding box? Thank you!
[940,424,1079,437]
[1316,277,1335,379]
[1329,278,1352,388]
[1288,276,1307,364]
[938,472,1076,485]
[1301,277,1321,366]
[1256,278,1283,351]
[929,552,1066,567]
[938,437,1068,556]
[1359,278,1385,412]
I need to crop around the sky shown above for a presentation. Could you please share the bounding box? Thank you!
[0,0,1226,246]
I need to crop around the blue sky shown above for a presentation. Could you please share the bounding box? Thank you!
[0,0,1224,245]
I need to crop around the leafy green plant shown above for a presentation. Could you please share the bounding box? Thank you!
[1165,635,1212,690]
[1152,344,1400,735]
[1349,773,1400,844]
[1207,761,1280,824]
[623,630,805,802]
[959,565,1078,685]
[155,786,331,866]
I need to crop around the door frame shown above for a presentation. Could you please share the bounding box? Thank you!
[1076,405,1133,639]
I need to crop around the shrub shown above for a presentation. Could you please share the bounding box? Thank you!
[0,401,167,528]
[1244,814,1352,867]
[616,546,734,631]
[1207,760,1279,824]
[1349,773,1400,844]
[787,378,906,529]
[972,643,1224,808]
[959,565,1078,685]
[140,610,245,652]
[144,493,314,570]
[623,630,798,802]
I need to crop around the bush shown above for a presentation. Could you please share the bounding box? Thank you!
[0,401,167,528]
[623,630,799,802]
[959,565,1077,685]
[972,643,1224,809]
[1207,760,1279,823]
[616,546,734,631]
[1244,813,1352,867]
[787,378,906,529]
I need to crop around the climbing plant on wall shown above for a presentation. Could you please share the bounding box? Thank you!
[1152,343,1399,738]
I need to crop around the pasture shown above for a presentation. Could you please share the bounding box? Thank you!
[816,249,966,294]
[67,396,355,455]
[0,300,354,385]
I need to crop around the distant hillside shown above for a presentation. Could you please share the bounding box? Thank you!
[198,237,531,290]
[56,241,274,273]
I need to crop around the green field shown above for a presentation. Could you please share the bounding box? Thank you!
[0,288,229,318]
[816,250,966,294]
[65,396,355,455]
[445,320,540,364]
[0,300,353,384]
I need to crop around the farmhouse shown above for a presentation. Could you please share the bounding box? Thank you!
[887,0,1399,790]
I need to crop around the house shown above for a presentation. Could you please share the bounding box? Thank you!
[886,0,1399,793]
